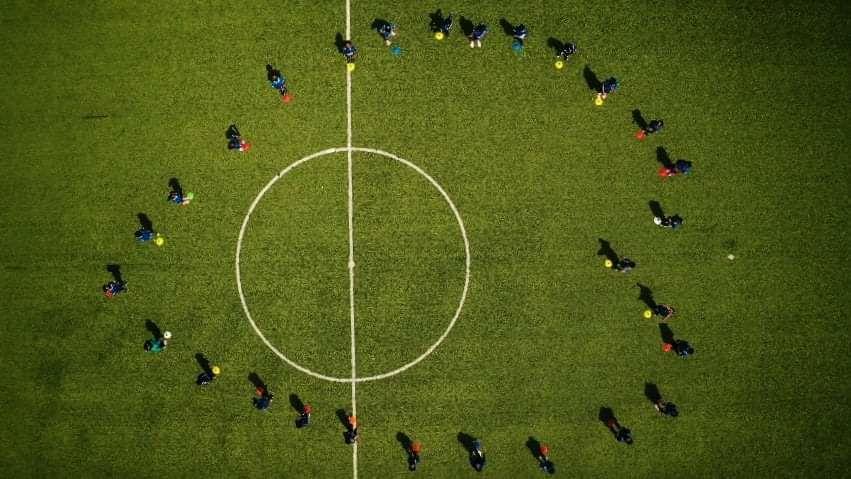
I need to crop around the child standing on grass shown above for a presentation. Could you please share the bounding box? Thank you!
[102,280,126,298]
[559,42,577,61]
[469,24,488,48]
[471,439,486,471]
[537,443,554,473]
[606,418,634,445]
[513,24,529,46]
[197,365,220,386]
[297,403,312,428]
[654,303,676,320]
[654,399,679,417]
[613,257,636,273]
[144,331,169,353]
[408,440,422,471]
[266,64,288,96]
[597,77,620,100]
[135,227,155,243]
[645,119,664,134]
[346,415,359,443]
[253,385,273,411]
[226,124,251,152]
[342,41,358,63]
[377,22,397,46]
[440,14,453,36]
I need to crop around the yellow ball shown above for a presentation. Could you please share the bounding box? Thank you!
[212,366,221,375]
[604,259,613,268]
[643,310,653,319]
[346,62,356,72]
[435,31,445,41]
[594,96,604,106]
[554,60,564,70]
[154,236,165,247]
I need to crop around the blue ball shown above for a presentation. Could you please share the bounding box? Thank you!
[390,45,402,56]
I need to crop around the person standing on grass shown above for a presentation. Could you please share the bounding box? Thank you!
[597,77,620,100]
[440,14,454,36]
[674,159,693,175]
[135,227,155,243]
[469,23,489,48]
[253,385,273,411]
[645,119,664,135]
[654,214,684,229]
[537,443,555,473]
[606,417,634,445]
[513,24,529,46]
[297,403,312,428]
[102,280,126,298]
[377,22,398,46]
[654,399,679,417]
[674,340,695,358]
[613,257,636,273]
[408,440,423,471]
[342,41,358,63]
[226,124,251,152]
[654,303,676,320]
[346,415,359,443]
[144,331,170,353]
[266,64,287,96]
[197,365,220,386]
[471,439,486,471]
[559,42,577,62]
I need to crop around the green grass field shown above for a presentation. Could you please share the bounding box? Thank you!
[1,0,849,477]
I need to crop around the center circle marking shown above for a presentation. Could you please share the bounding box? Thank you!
[235,146,471,383]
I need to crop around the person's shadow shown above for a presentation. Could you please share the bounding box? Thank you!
[598,406,617,436]
[459,16,474,37]
[457,432,482,470]
[649,200,665,219]
[370,18,390,33]
[636,283,657,309]
[168,177,184,196]
[334,32,346,53]
[428,9,445,32]
[659,323,676,345]
[289,393,304,413]
[656,147,674,168]
[499,18,515,36]
[644,382,662,404]
[526,436,556,474]
[525,436,541,460]
[546,37,564,55]
[632,109,648,130]
[583,65,601,92]
[597,239,619,264]
[106,264,124,283]
[248,372,266,391]
[336,409,353,442]
[137,213,153,231]
[195,353,212,375]
[396,432,417,469]
[145,319,162,340]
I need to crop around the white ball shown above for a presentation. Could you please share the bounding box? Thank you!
[727,254,736,260]
[163,331,172,339]
[653,217,662,225]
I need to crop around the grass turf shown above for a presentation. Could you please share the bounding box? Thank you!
[1,0,849,477]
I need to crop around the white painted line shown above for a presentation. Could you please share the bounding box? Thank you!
[235,147,470,383]
[344,2,358,477]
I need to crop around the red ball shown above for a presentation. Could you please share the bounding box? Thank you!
[282,93,293,103]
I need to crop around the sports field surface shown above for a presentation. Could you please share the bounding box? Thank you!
[1,0,849,477]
